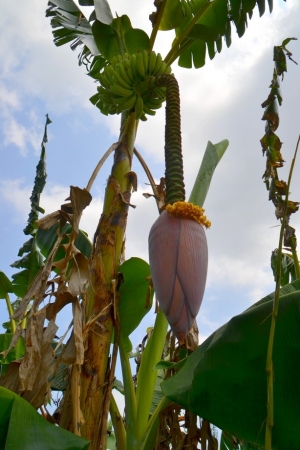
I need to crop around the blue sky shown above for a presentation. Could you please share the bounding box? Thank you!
[1,0,300,349]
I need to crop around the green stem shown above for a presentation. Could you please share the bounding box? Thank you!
[164,0,211,66]
[149,0,168,51]
[119,336,138,448]
[290,235,300,279]
[165,38,193,67]
[5,293,16,333]
[265,135,300,449]
[135,396,171,450]
[110,393,126,450]
[156,74,185,204]
[135,309,168,440]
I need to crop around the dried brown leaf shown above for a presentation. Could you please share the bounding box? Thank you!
[119,190,136,208]
[37,211,61,230]
[61,332,77,365]
[0,361,21,392]
[125,171,138,192]
[70,186,92,235]
[45,289,76,321]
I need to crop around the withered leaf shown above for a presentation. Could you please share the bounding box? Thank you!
[284,225,297,248]
[37,211,61,230]
[125,171,138,192]
[119,190,136,208]
[70,186,92,235]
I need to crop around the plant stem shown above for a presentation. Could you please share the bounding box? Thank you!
[290,235,300,279]
[119,336,138,448]
[110,393,126,450]
[164,0,211,66]
[136,309,168,440]
[265,135,300,449]
[61,112,138,447]
[136,396,171,450]
[149,0,168,51]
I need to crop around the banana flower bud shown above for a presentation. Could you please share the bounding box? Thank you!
[149,202,210,344]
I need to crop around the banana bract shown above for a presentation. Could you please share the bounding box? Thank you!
[148,209,208,343]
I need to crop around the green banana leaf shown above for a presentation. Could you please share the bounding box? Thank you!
[36,223,92,261]
[79,0,113,25]
[92,15,150,62]
[164,0,275,67]
[46,0,278,71]
[189,139,229,207]
[0,272,13,298]
[118,257,154,352]
[162,288,300,449]
[0,386,89,450]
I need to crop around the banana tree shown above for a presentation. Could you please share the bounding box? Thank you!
[0,0,285,449]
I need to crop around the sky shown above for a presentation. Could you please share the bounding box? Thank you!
[1,0,300,352]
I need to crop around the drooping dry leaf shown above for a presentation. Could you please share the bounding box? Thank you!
[37,210,61,230]
[125,171,138,192]
[45,286,76,321]
[70,186,92,236]
[61,332,77,365]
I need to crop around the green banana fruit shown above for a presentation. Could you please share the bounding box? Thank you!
[143,50,149,75]
[136,52,145,78]
[118,62,133,85]
[148,51,157,74]
[110,83,133,97]
[94,51,172,118]
[142,102,156,116]
[113,68,132,90]
[135,94,144,119]
[116,93,136,113]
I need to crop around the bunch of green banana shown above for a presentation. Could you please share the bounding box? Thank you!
[90,51,172,120]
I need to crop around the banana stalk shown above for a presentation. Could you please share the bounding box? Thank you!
[60,112,138,450]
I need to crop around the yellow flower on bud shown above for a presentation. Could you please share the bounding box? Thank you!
[166,201,211,228]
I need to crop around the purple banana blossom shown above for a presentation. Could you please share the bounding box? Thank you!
[149,207,208,344]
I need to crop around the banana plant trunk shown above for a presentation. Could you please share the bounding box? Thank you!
[60,112,137,449]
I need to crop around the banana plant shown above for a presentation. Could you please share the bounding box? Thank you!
[0,0,284,449]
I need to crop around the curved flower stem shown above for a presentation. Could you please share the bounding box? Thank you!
[133,147,161,212]
[156,74,185,204]
[86,142,119,192]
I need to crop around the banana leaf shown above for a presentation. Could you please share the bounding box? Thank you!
[162,288,300,449]
[0,386,89,450]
